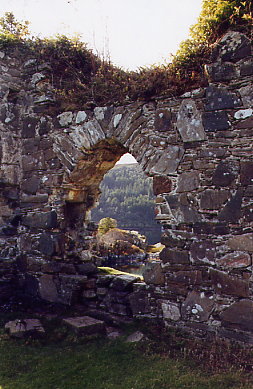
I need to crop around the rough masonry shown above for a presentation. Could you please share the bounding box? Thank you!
[0,30,253,343]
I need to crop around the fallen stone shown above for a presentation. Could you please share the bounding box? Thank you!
[5,319,45,338]
[126,331,145,343]
[63,316,105,335]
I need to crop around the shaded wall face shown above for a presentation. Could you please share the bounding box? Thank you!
[0,31,253,342]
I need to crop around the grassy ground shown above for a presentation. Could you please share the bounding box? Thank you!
[0,312,252,389]
[0,335,252,389]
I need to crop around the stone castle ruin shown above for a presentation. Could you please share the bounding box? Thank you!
[1,30,253,343]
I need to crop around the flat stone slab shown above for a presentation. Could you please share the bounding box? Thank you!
[63,316,105,335]
[5,318,45,338]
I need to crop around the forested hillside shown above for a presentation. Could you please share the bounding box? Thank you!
[91,164,161,244]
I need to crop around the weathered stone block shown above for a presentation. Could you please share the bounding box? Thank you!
[193,222,229,235]
[153,176,172,195]
[143,261,165,285]
[205,62,237,82]
[160,230,185,248]
[243,204,253,222]
[166,194,202,224]
[21,176,40,194]
[227,234,253,252]
[150,146,184,175]
[210,269,249,297]
[110,274,140,291]
[216,252,251,268]
[161,301,180,321]
[96,275,114,287]
[25,274,39,296]
[240,161,253,186]
[199,189,229,210]
[23,211,57,229]
[108,303,130,316]
[77,263,97,275]
[154,109,173,132]
[39,274,58,302]
[220,300,253,332]
[240,58,253,76]
[202,111,230,131]
[181,291,214,322]
[63,316,105,335]
[211,31,251,62]
[22,116,39,138]
[128,290,151,315]
[212,161,238,187]
[166,270,202,285]
[160,248,189,264]
[205,86,241,111]
[57,111,73,127]
[177,171,199,193]
[177,99,206,142]
[39,233,55,256]
[218,190,242,223]
[59,275,88,305]
[190,241,216,264]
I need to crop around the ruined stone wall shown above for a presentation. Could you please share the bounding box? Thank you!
[0,31,253,343]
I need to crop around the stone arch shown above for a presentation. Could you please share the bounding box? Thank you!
[1,30,253,342]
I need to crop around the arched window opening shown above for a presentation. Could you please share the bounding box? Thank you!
[91,153,162,274]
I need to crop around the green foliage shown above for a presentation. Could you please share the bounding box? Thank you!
[91,164,161,244]
[174,0,253,70]
[98,217,117,235]
[0,12,30,39]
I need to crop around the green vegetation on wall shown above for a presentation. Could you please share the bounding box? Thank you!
[91,164,161,244]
